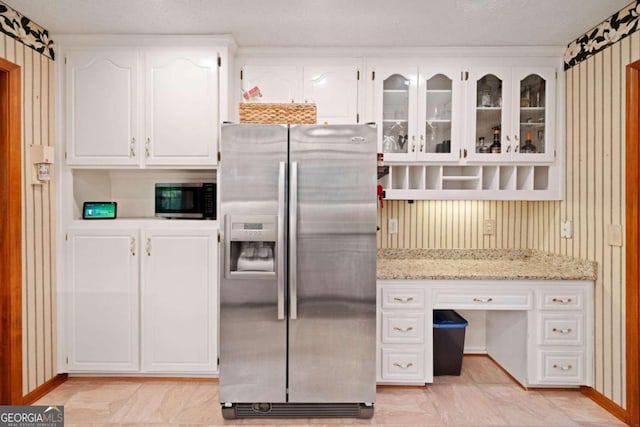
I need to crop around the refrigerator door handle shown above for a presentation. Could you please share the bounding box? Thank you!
[277,161,286,320]
[289,161,298,320]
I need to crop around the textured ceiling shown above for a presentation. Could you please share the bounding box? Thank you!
[1,0,633,48]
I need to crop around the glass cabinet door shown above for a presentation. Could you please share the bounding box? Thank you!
[381,73,412,156]
[466,68,511,162]
[424,74,452,155]
[475,74,503,157]
[512,68,555,162]
[417,69,461,161]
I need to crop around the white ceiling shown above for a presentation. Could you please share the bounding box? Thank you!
[2,0,632,48]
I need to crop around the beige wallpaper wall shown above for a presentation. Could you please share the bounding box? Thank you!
[378,31,637,408]
[0,33,57,396]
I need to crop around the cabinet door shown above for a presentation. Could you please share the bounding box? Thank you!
[417,67,463,162]
[144,49,219,166]
[66,228,139,371]
[303,66,359,124]
[141,228,218,373]
[65,50,140,166]
[373,68,419,162]
[466,67,512,162]
[241,65,299,103]
[511,67,556,162]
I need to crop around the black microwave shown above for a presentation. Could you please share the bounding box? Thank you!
[155,183,216,219]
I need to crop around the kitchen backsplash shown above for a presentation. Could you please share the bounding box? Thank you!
[377,199,561,251]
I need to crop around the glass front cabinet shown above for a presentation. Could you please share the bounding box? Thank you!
[374,67,462,162]
[466,67,556,163]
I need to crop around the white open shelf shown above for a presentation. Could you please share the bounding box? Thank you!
[378,163,559,200]
[72,169,217,220]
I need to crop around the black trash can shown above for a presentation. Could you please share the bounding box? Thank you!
[433,309,468,376]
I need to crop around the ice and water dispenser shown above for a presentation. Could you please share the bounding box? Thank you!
[225,215,278,278]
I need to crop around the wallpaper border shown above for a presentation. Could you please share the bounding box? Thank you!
[565,0,639,70]
[0,1,54,60]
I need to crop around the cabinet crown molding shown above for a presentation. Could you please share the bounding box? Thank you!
[54,34,237,51]
[237,45,565,58]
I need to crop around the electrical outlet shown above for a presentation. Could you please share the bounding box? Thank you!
[607,224,623,246]
[388,219,398,234]
[483,219,496,236]
[561,221,572,239]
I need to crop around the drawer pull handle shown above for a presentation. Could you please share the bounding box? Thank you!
[552,298,573,304]
[552,364,573,371]
[552,328,572,334]
[393,326,414,333]
[393,297,414,303]
[473,297,493,303]
[393,362,414,369]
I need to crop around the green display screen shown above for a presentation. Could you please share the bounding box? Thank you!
[244,223,263,230]
[83,202,117,219]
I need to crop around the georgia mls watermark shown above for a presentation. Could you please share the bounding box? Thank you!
[0,406,64,427]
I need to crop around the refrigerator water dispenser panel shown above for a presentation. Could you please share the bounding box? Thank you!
[225,215,278,279]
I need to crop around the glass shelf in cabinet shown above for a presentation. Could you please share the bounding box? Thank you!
[519,122,545,126]
[426,119,451,123]
[383,89,410,93]
[426,89,452,94]
[476,106,502,111]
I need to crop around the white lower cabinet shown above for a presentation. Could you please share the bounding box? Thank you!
[377,284,432,384]
[527,285,592,386]
[67,228,140,371]
[141,229,217,373]
[66,224,218,374]
[377,280,593,388]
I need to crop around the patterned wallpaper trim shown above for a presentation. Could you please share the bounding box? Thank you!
[564,0,639,69]
[0,1,54,60]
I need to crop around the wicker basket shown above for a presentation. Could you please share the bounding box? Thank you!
[239,103,317,124]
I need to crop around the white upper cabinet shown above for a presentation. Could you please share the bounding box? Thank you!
[65,44,226,168]
[373,67,419,162]
[373,65,463,163]
[240,65,299,103]
[466,66,556,163]
[144,49,219,166]
[417,68,463,162]
[239,60,361,124]
[65,50,140,166]
[303,66,359,124]
[369,57,562,200]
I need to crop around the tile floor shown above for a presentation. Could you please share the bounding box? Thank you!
[34,356,627,426]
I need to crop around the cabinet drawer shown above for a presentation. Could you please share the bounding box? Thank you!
[433,289,532,310]
[381,348,425,382]
[382,312,425,344]
[537,351,585,384]
[381,287,425,310]
[539,289,584,310]
[538,313,583,346]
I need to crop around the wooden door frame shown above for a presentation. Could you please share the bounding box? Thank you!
[0,57,22,405]
[626,60,640,427]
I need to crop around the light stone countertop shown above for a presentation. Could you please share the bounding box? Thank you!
[377,249,597,281]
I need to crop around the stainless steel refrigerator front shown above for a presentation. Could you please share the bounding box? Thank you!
[219,124,376,417]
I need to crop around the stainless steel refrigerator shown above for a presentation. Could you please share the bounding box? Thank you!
[219,123,377,419]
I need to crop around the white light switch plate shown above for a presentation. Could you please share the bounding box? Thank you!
[561,221,572,239]
[388,219,398,234]
[607,224,623,247]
